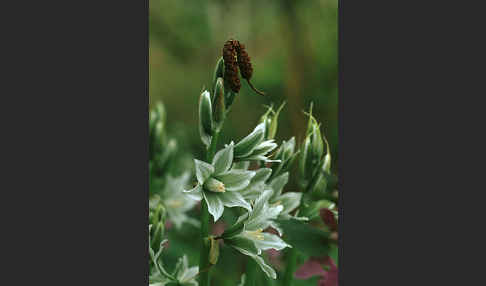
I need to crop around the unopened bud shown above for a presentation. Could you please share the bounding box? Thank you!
[199,90,213,147]
[204,177,225,193]
[267,101,285,140]
[212,77,226,131]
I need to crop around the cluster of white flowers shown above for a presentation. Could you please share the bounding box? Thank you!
[149,55,336,285]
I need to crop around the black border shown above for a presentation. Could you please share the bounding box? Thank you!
[5,0,149,284]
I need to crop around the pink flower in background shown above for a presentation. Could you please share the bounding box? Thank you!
[295,256,338,286]
[320,208,337,232]
[164,220,173,230]
[211,220,226,237]
[265,248,283,270]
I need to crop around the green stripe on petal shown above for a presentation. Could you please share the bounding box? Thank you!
[227,237,260,256]
[182,184,203,201]
[203,191,224,222]
[253,232,291,251]
[219,191,252,211]
[215,169,255,191]
[248,253,276,279]
[276,192,302,215]
[234,123,265,158]
[194,159,214,185]
[212,142,234,175]
[268,172,289,198]
[246,204,283,231]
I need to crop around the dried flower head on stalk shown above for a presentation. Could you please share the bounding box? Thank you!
[222,39,266,96]
[223,40,241,93]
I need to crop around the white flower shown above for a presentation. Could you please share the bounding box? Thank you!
[184,142,254,222]
[233,123,280,163]
[151,172,199,229]
[221,190,291,279]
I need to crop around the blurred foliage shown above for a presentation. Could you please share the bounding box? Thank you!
[150,1,337,285]
[150,0,338,170]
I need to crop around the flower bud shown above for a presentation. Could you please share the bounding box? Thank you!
[199,90,213,147]
[211,56,224,98]
[150,103,166,139]
[310,123,324,163]
[150,221,164,252]
[212,77,226,131]
[298,135,312,188]
[267,102,285,140]
[258,105,273,138]
[322,135,331,174]
[204,177,226,193]
[258,102,286,140]
[271,137,299,179]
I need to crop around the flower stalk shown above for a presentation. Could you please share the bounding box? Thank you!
[199,128,221,286]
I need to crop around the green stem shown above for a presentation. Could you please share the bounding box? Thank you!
[245,257,258,286]
[198,201,211,286]
[207,131,220,162]
[199,130,221,286]
[283,182,311,286]
[283,247,298,286]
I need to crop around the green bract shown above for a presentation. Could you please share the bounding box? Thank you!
[233,122,279,163]
[222,190,291,279]
[184,142,255,221]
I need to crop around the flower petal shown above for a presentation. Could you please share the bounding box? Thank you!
[240,168,272,200]
[227,237,260,256]
[204,191,224,222]
[219,191,252,211]
[183,184,203,201]
[212,142,234,174]
[246,204,283,231]
[194,159,214,184]
[268,172,289,198]
[215,169,255,191]
[251,140,278,156]
[249,253,276,279]
[233,161,250,170]
[276,191,301,215]
[234,123,265,158]
[294,259,326,280]
[253,232,290,251]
